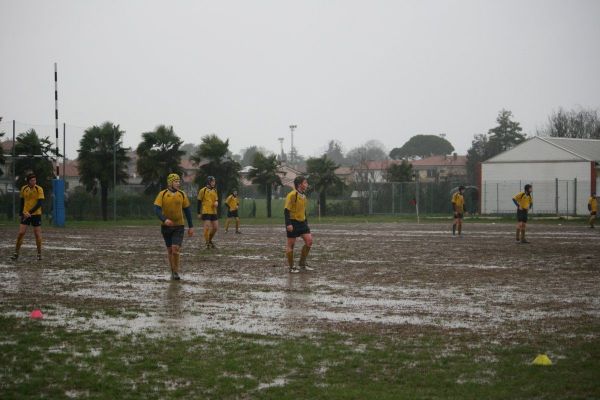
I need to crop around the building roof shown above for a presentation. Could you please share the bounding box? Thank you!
[541,137,600,161]
[410,154,466,167]
[354,155,466,171]
[484,136,600,163]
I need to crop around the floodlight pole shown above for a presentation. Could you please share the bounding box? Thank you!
[12,120,16,220]
[54,63,59,177]
[289,124,297,163]
[63,123,66,182]
[278,137,284,161]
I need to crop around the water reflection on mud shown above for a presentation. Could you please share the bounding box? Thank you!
[0,222,598,338]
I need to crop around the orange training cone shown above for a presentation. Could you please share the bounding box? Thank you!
[30,309,43,319]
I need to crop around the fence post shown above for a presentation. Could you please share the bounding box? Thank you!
[483,181,486,214]
[368,182,373,215]
[416,178,420,223]
[566,181,569,217]
[399,182,403,213]
[555,178,559,216]
[391,182,395,215]
[573,178,577,216]
[496,183,499,214]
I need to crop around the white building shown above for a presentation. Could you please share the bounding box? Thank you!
[481,137,600,215]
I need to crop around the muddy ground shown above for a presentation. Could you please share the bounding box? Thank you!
[1,221,598,339]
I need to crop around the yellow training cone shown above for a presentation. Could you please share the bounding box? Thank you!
[532,354,552,366]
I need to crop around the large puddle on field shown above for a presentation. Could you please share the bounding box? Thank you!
[1,222,599,337]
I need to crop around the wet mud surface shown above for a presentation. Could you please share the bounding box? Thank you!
[1,222,599,338]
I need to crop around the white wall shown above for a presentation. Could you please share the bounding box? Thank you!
[481,161,592,215]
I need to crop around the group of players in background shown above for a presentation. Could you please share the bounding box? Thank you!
[8,172,599,280]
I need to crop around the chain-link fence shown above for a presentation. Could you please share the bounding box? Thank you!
[0,181,466,221]
[481,179,590,216]
[1,178,594,221]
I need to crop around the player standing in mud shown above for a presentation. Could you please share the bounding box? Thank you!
[197,176,219,249]
[10,173,45,261]
[284,176,314,273]
[154,174,194,280]
[588,191,597,229]
[224,189,241,234]
[513,184,533,244]
[451,185,465,236]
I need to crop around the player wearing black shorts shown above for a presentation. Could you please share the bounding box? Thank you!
[10,173,45,261]
[197,176,219,249]
[451,186,465,236]
[154,174,194,280]
[284,176,314,273]
[224,190,241,234]
[513,184,533,244]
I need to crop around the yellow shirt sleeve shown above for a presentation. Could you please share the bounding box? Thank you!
[182,192,190,209]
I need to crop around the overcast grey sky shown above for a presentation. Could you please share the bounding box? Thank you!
[1,0,599,159]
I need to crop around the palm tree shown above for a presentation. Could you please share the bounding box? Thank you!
[136,125,185,193]
[191,134,241,216]
[306,155,344,216]
[14,129,58,191]
[247,152,283,218]
[77,122,130,220]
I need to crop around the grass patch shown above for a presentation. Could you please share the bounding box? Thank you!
[1,316,598,399]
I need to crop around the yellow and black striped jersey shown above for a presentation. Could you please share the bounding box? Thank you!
[154,189,191,226]
[20,184,45,215]
[284,190,307,222]
[197,186,218,215]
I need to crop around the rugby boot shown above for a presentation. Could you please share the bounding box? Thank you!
[9,253,18,261]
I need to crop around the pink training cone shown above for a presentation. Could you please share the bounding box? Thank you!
[30,309,43,319]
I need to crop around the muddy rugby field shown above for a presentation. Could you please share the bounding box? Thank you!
[1,221,598,339]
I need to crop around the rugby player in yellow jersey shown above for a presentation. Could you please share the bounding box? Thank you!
[197,176,219,249]
[513,184,533,244]
[154,174,194,280]
[224,189,241,234]
[284,176,314,273]
[451,185,466,236]
[588,191,597,229]
[10,173,45,261]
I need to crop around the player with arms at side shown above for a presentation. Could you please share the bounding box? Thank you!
[224,189,241,234]
[284,176,314,273]
[513,184,533,244]
[154,174,194,280]
[451,185,466,236]
[10,173,45,261]
[197,176,219,249]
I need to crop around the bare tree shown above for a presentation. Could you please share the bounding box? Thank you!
[537,107,600,139]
